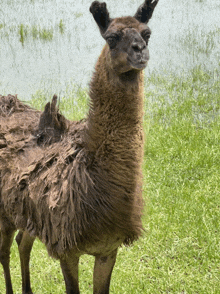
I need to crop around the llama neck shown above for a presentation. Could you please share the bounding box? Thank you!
[86,45,145,152]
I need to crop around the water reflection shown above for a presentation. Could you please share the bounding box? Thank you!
[0,0,220,99]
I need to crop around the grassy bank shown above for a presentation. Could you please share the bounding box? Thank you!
[141,67,220,293]
[0,66,219,293]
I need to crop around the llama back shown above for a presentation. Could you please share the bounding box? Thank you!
[0,95,40,149]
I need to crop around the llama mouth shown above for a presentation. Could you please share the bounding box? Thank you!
[131,60,148,70]
[127,55,148,70]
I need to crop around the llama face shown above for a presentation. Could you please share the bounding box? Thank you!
[90,0,159,74]
[103,17,151,73]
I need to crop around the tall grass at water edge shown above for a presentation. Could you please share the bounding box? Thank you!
[0,65,219,293]
[0,22,64,44]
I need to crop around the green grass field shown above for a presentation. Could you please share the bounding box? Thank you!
[0,65,219,293]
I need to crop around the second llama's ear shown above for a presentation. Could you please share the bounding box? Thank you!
[90,1,112,35]
[134,0,159,24]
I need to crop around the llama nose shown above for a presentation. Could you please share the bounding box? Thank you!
[132,42,146,52]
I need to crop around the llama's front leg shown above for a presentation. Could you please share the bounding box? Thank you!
[15,231,35,294]
[60,253,80,294]
[0,226,15,294]
[93,249,118,294]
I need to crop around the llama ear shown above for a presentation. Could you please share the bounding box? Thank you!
[134,0,159,24]
[90,1,112,35]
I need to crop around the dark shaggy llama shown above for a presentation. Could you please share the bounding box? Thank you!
[0,1,159,293]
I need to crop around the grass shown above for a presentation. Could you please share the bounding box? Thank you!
[29,85,89,121]
[179,27,220,57]
[0,21,64,44]
[19,24,27,44]
[0,65,219,293]
[31,26,53,41]
[19,24,54,44]
[58,19,65,34]
[142,66,220,293]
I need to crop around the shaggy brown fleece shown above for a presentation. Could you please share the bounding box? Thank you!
[0,91,143,258]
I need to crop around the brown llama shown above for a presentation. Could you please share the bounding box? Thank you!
[0,1,159,293]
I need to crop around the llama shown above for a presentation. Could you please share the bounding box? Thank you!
[0,0,159,293]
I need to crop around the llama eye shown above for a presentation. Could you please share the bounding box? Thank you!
[106,33,122,49]
[107,37,117,49]
[106,37,118,49]
[141,31,151,43]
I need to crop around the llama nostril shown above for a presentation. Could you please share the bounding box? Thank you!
[132,42,146,52]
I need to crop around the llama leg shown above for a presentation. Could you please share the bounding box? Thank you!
[15,231,35,294]
[0,225,15,294]
[60,253,80,294]
[93,249,118,294]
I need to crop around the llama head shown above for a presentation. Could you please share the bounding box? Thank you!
[90,0,159,74]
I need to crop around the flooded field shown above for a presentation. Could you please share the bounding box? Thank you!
[0,0,220,99]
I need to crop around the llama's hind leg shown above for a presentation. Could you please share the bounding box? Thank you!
[15,231,35,294]
[60,253,80,294]
[93,249,118,294]
[0,223,16,294]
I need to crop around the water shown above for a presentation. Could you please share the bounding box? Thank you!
[0,0,220,99]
